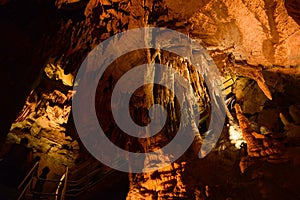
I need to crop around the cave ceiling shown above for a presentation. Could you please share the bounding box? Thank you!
[0,0,300,199]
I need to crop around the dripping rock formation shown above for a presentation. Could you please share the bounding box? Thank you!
[0,0,300,199]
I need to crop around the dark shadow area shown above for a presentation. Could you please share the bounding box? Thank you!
[0,0,60,142]
[76,171,129,200]
[285,0,300,25]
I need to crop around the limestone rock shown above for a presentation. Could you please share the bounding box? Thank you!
[233,78,268,114]
[189,0,300,66]
[1,0,300,198]
[235,104,284,160]
[127,162,189,199]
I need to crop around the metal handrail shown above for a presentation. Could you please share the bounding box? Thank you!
[65,155,136,197]
[18,161,39,190]
[66,158,141,197]
[17,163,70,200]
[54,166,68,200]
[18,113,212,199]
[61,167,68,200]
[17,161,39,200]
[65,168,116,197]
[67,166,103,186]
[55,173,65,200]
[68,158,102,180]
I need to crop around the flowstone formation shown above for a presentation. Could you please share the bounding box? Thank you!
[0,0,300,199]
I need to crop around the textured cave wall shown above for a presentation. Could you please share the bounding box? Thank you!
[1,0,300,199]
[1,0,300,141]
[94,49,208,152]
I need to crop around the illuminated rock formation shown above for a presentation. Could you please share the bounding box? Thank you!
[0,0,300,199]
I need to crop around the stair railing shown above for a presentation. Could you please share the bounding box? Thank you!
[17,161,39,200]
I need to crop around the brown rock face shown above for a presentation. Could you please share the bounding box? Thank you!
[127,162,189,199]
[189,0,300,66]
[1,0,299,141]
[1,0,300,199]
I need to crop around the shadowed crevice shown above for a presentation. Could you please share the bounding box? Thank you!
[285,0,300,26]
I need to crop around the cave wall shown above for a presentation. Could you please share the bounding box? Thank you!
[1,0,299,142]
[1,0,300,199]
